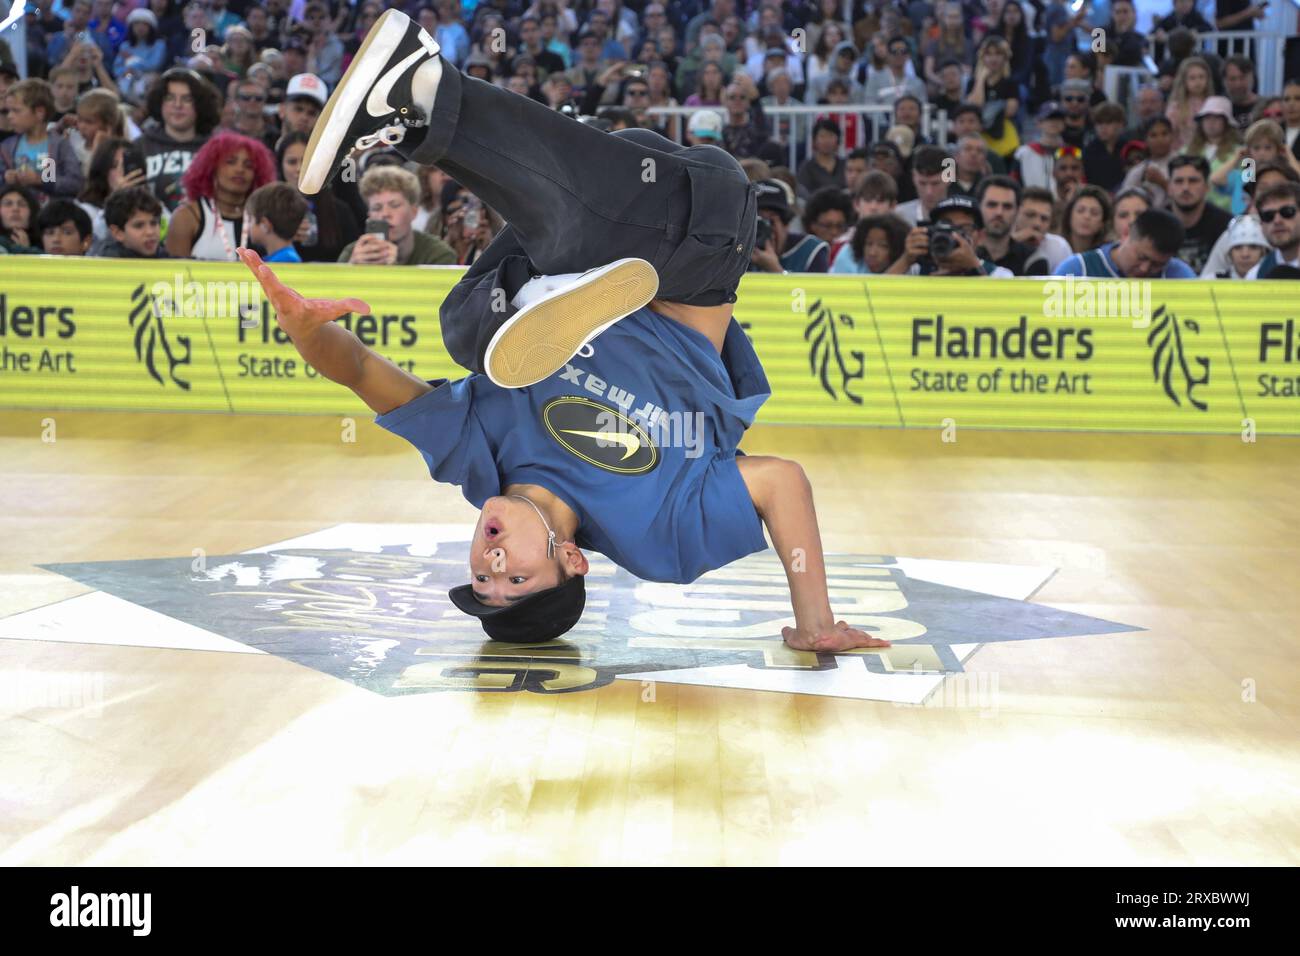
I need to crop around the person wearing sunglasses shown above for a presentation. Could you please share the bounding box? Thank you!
[862,35,926,107]
[1198,160,1300,277]
[228,78,273,148]
[1058,78,1094,149]
[721,83,782,164]
[1248,182,1300,278]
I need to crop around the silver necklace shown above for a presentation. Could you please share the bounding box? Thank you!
[509,494,556,559]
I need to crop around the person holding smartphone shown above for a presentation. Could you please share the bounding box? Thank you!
[78,136,153,246]
[338,165,456,265]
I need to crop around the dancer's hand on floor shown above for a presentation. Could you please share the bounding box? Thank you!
[237,247,371,339]
[782,620,892,652]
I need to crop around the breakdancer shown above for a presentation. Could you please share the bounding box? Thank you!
[238,9,889,653]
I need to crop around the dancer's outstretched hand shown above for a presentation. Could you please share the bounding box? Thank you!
[782,620,892,652]
[237,247,371,339]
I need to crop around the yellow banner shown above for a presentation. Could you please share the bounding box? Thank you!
[2,258,1298,434]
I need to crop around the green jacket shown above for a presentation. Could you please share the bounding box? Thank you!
[337,229,456,266]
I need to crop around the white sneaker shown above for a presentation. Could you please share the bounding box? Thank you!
[484,258,660,389]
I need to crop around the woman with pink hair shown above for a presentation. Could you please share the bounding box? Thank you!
[166,130,276,259]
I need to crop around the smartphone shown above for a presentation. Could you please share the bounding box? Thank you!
[121,144,146,178]
[463,196,481,231]
[364,218,389,241]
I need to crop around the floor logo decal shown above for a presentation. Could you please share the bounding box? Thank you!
[4,524,1142,702]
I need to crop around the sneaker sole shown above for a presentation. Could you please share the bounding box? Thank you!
[485,259,659,389]
[299,9,416,196]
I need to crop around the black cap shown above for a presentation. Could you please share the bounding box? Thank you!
[870,140,902,161]
[931,193,983,229]
[754,178,792,221]
[448,574,586,643]
[1035,100,1066,122]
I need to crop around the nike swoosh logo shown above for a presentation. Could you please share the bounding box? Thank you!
[560,429,641,460]
[367,48,426,117]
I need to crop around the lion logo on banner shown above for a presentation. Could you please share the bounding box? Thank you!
[804,298,865,403]
[1146,304,1208,411]
[129,283,192,390]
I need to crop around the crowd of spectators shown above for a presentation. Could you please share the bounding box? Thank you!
[1,0,1298,280]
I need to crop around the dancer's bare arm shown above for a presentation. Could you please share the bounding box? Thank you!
[737,454,891,652]
[238,249,432,414]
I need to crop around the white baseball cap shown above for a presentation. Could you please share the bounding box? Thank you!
[687,109,723,140]
[285,72,327,107]
[126,8,158,29]
[1227,215,1268,250]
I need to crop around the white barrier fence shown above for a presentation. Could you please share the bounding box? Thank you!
[1106,31,1290,121]
[647,103,947,168]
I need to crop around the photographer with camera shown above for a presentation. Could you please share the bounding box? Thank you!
[887,194,1014,277]
[749,178,830,274]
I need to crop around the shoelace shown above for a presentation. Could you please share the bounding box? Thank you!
[354,126,407,150]
[352,31,440,152]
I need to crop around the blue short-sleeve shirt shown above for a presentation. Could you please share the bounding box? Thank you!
[375,308,772,583]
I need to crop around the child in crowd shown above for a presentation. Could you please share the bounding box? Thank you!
[1210,119,1300,215]
[99,186,167,258]
[1188,96,1242,210]
[70,88,130,168]
[829,170,897,265]
[1219,215,1269,279]
[48,67,81,123]
[0,79,83,200]
[0,183,40,249]
[830,213,910,274]
[37,198,94,255]
[244,181,308,263]
[1082,101,1128,192]
[1012,102,1065,192]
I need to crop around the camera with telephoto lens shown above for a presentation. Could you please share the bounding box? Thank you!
[754,216,773,251]
[927,220,961,260]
